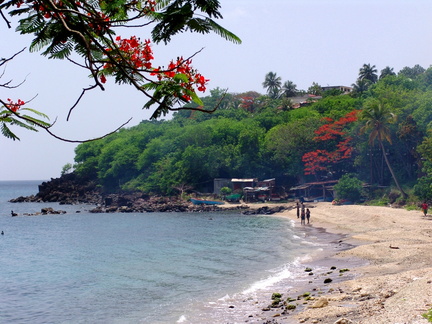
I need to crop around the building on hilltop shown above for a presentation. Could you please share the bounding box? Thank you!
[321,85,352,94]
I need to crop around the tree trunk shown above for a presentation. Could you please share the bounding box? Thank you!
[379,139,408,199]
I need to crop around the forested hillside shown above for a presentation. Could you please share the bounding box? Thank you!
[71,65,432,202]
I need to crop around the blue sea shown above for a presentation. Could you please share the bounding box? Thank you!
[0,181,332,324]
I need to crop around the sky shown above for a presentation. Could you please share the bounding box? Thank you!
[1,0,432,181]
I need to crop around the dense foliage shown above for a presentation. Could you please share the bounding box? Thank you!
[333,174,364,202]
[72,65,432,201]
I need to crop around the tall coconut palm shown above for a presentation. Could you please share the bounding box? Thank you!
[360,100,407,198]
[359,63,378,83]
[281,80,298,98]
[262,72,282,99]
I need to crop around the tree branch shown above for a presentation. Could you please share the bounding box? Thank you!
[0,8,11,28]
[66,84,98,121]
[1,99,133,143]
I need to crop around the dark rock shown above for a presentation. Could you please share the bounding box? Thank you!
[41,207,66,215]
[8,173,255,214]
[242,206,285,215]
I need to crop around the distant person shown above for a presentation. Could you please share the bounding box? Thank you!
[306,208,311,224]
[301,208,306,225]
[421,202,428,216]
[296,202,300,218]
[1,231,3,235]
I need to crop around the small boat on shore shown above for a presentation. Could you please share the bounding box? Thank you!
[190,198,224,205]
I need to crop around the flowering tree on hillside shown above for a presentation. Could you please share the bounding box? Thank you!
[0,0,241,140]
[302,110,359,178]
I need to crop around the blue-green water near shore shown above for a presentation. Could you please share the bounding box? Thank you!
[0,181,327,324]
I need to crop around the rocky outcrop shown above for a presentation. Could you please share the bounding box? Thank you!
[8,174,256,214]
[9,173,101,205]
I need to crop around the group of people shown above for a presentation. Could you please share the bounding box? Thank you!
[296,201,311,225]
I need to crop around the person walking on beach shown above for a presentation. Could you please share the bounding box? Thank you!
[421,202,428,216]
[301,207,306,225]
[306,208,311,224]
[296,201,300,218]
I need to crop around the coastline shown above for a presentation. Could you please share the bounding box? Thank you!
[221,202,432,323]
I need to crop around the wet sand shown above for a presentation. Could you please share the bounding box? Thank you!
[221,202,432,323]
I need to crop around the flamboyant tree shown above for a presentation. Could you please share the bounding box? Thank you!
[0,0,241,140]
[302,110,359,178]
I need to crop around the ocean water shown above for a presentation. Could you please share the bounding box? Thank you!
[0,181,329,324]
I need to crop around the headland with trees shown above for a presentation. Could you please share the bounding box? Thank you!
[49,63,432,208]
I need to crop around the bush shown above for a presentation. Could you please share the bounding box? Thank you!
[414,176,432,202]
[220,186,232,196]
[334,174,364,202]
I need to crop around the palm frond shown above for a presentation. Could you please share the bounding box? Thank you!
[204,18,241,44]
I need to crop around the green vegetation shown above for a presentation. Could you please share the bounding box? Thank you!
[423,308,432,322]
[334,174,364,202]
[70,65,432,206]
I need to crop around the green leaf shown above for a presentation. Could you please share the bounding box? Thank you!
[190,91,203,106]
[173,73,189,83]
[20,115,51,128]
[1,123,20,140]
[20,108,50,120]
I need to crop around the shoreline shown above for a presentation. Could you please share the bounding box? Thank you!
[221,202,432,323]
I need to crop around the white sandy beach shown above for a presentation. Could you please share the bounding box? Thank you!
[223,202,432,324]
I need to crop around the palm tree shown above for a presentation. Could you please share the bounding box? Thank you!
[351,78,372,97]
[307,82,323,96]
[281,80,298,98]
[359,63,378,83]
[379,66,396,80]
[360,99,407,198]
[262,72,282,99]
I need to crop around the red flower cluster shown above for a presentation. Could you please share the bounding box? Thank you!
[6,98,25,112]
[17,0,68,20]
[302,150,334,175]
[151,57,209,101]
[313,110,359,142]
[302,110,359,175]
[102,37,209,102]
[143,0,156,13]
[104,36,154,73]
[239,96,255,112]
[87,11,111,35]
